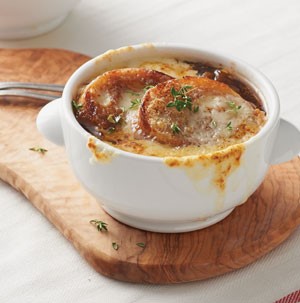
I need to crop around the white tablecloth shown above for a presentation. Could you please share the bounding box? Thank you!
[0,0,299,302]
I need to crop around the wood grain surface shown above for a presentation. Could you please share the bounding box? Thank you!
[0,48,299,284]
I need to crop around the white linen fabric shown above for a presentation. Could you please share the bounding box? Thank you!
[0,181,299,303]
[0,0,300,302]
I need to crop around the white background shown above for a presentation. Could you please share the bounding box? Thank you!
[0,0,299,302]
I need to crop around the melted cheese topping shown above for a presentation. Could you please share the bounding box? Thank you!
[75,58,266,158]
[138,77,265,147]
[127,57,198,78]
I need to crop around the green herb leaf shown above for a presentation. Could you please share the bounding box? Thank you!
[168,86,194,112]
[107,126,116,133]
[72,100,83,110]
[166,101,176,108]
[128,98,141,110]
[144,85,154,92]
[89,219,108,232]
[112,242,119,250]
[171,87,179,97]
[107,115,115,123]
[167,98,192,112]
[211,120,217,128]
[29,147,48,154]
[226,121,233,131]
[193,105,199,113]
[107,114,122,124]
[171,122,181,134]
[227,101,242,113]
[136,242,146,248]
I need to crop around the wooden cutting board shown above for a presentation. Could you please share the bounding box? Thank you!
[0,48,300,284]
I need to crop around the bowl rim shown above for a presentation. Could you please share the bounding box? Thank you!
[62,42,280,162]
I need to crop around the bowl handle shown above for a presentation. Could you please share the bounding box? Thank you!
[36,98,64,146]
[270,118,300,165]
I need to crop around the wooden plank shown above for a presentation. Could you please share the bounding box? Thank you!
[0,48,299,284]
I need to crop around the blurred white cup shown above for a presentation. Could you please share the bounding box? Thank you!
[0,0,81,40]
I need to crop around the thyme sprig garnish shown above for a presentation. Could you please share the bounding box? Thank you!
[29,147,48,154]
[193,105,199,113]
[107,114,122,124]
[171,122,181,134]
[128,85,155,110]
[211,120,217,128]
[112,242,119,250]
[144,85,154,92]
[227,101,241,113]
[128,98,141,110]
[226,121,233,131]
[107,126,116,133]
[167,86,192,111]
[72,100,83,110]
[88,219,148,249]
[89,219,108,232]
[167,85,198,113]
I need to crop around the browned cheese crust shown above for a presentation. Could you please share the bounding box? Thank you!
[75,68,173,133]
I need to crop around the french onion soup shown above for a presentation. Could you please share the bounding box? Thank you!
[73,58,266,157]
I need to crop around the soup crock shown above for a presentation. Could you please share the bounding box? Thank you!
[0,0,81,40]
[36,43,300,232]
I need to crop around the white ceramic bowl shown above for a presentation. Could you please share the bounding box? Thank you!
[0,0,81,40]
[37,43,300,233]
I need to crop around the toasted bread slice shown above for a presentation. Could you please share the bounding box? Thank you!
[138,77,265,146]
[74,68,173,133]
